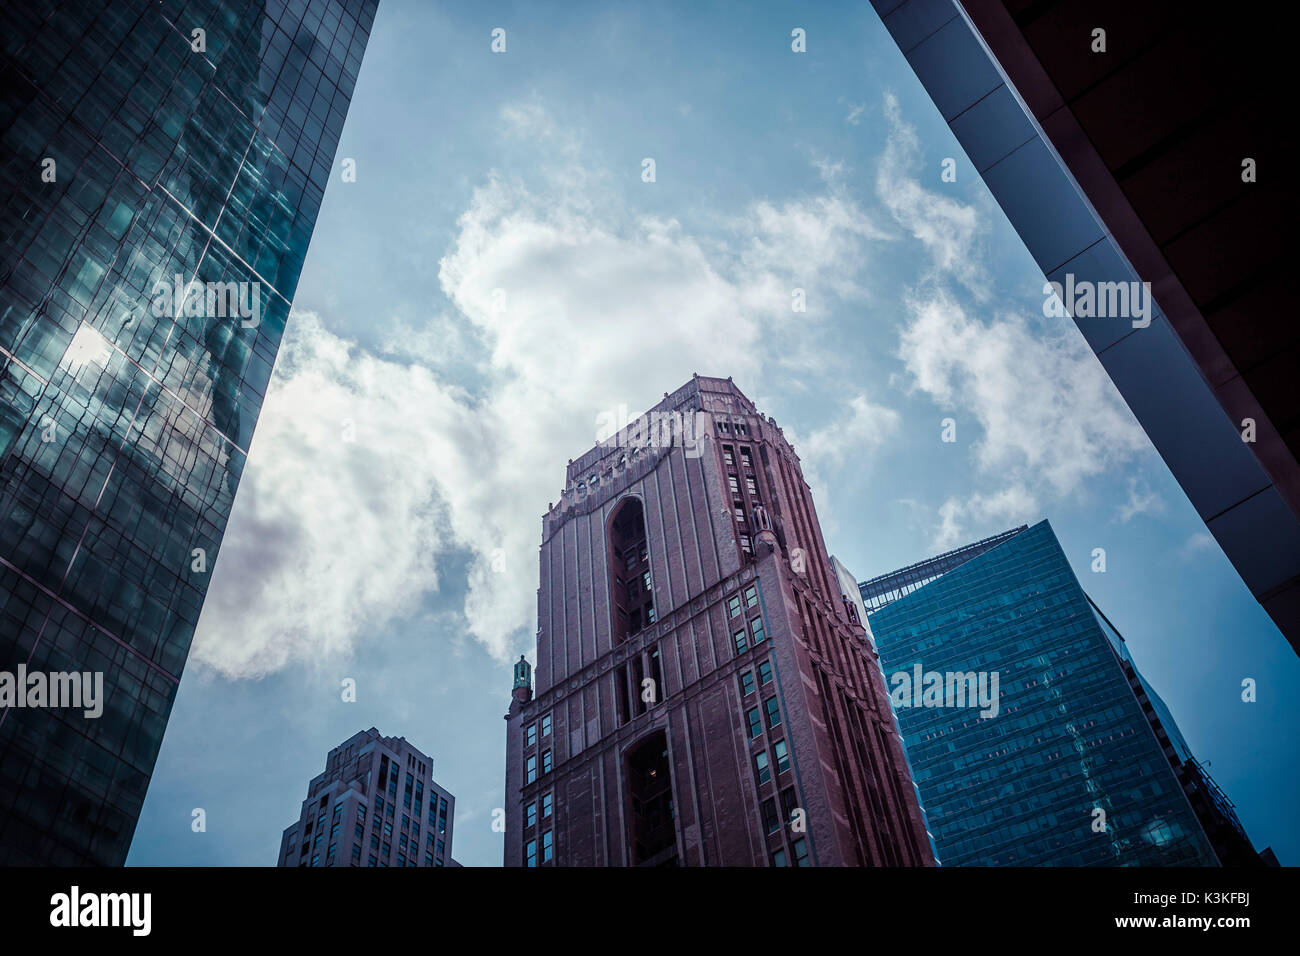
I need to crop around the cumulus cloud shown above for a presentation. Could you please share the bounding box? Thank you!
[877,92,987,299]
[875,87,1154,550]
[1178,531,1217,561]
[898,290,1149,548]
[932,485,1038,552]
[191,311,477,678]
[191,102,892,678]
[796,394,900,466]
[742,190,889,304]
[1115,475,1166,523]
[786,393,902,536]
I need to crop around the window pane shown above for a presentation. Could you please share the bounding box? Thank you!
[792,838,810,866]
[774,739,790,774]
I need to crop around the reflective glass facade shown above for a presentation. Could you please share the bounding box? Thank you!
[0,0,377,863]
[865,521,1218,866]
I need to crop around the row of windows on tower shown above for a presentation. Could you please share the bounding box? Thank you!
[745,696,782,739]
[523,714,553,784]
[611,591,766,732]
[751,737,799,865]
[524,749,552,784]
[729,584,760,619]
[524,792,554,828]
[524,830,553,866]
[761,787,810,865]
[724,443,761,556]
[747,675,789,785]
[521,595,770,818]
[732,612,767,655]
[742,659,806,865]
[722,445,753,469]
[349,821,448,868]
[615,645,665,726]
[524,713,552,749]
[727,474,759,499]
[740,658,775,696]
[610,498,655,643]
[772,837,811,867]
[753,739,790,783]
[294,766,449,867]
[522,793,556,866]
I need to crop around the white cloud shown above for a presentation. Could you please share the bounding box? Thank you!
[741,191,888,304]
[787,394,902,536]
[1178,531,1217,561]
[501,96,562,144]
[192,103,891,678]
[898,290,1149,548]
[1115,475,1166,523]
[878,89,1153,552]
[877,91,987,299]
[932,486,1037,552]
[797,394,900,465]
[191,311,478,679]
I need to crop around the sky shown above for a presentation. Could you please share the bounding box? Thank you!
[127,0,1300,868]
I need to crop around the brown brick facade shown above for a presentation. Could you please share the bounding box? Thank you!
[504,375,934,866]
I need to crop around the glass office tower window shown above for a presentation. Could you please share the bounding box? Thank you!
[867,521,1218,867]
[0,0,378,864]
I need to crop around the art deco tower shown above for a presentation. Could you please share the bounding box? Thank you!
[504,375,934,866]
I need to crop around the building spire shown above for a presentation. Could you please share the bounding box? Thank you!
[512,655,533,705]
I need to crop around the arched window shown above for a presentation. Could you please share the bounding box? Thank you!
[626,731,677,866]
[609,497,653,644]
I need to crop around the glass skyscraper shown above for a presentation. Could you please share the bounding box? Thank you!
[0,0,377,864]
[860,520,1224,866]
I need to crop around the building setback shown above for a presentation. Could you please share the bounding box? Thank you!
[867,0,1300,652]
[504,375,934,867]
[277,728,455,868]
[0,0,377,863]
[862,520,1264,866]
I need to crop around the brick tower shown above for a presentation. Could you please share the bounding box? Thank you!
[504,375,933,866]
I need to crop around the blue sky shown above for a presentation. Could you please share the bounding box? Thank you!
[127,0,1299,867]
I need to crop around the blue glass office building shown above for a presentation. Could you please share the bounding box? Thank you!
[0,0,377,863]
[861,521,1222,866]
